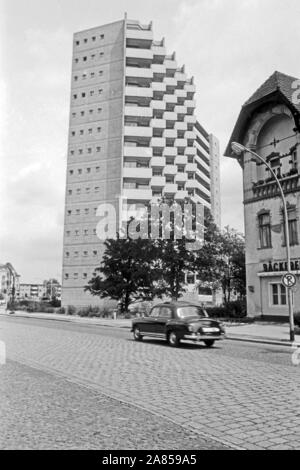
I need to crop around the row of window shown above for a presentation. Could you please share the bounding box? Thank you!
[73,89,103,99]
[69,167,100,176]
[74,52,104,64]
[75,34,104,46]
[71,107,102,118]
[71,126,102,137]
[67,208,98,216]
[258,208,298,249]
[68,186,101,195]
[65,250,98,258]
[74,70,103,81]
[69,146,101,156]
[65,273,88,280]
[66,229,97,237]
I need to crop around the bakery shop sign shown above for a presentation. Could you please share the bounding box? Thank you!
[262,259,300,272]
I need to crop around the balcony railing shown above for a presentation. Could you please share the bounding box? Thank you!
[252,172,300,199]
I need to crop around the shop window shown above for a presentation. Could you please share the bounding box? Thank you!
[270,283,287,306]
[258,212,271,248]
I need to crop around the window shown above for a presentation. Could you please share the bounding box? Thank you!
[75,41,80,46]
[98,89,103,94]
[96,166,100,172]
[79,149,83,155]
[95,186,99,192]
[66,252,70,257]
[84,208,89,214]
[96,146,101,152]
[89,109,93,114]
[74,76,78,81]
[97,127,101,133]
[100,34,104,39]
[74,251,79,257]
[81,111,85,116]
[65,273,69,279]
[88,148,92,154]
[72,112,76,118]
[76,188,81,194]
[70,150,74,156]
[81,92,86,98]
[92,36,96,41]
[258,212,271,248]
[69,170,74,175]
[78,169,82,174]
[83,273,88,279]
[75,230,79,236]
[67,210,71,216]
[93,250,98,256]
[83,56,87,61]
[90,90,94,96]
[97,107,102,113]
[187,274,195,284]
[86,168,91,173]
[84,38,87,43]
[271,283,287,306]
[283,208,298,246]
[68,190,72,195]
[74,273,78,279]
[80,130,84,135]
[99,70,103,76]
[83,251,88,256]
[91,54,95,60]
[66,231,70,237]
[150,307,160,318]
[75,58,79,64]
[76,209,80,215]
[88,128,93,134]
[90,72,95,78]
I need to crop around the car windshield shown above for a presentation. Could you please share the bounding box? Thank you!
[177,306,208,319]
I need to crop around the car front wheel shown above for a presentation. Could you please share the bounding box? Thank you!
[168,331,181,347]
[204,340,215,347]
[133,326,143,341]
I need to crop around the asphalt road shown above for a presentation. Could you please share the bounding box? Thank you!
[0,316,299,450]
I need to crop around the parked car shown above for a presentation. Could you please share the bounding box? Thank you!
[131,301,226,347]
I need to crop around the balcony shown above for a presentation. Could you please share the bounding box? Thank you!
[151,100,166,110]
[124,106,153,118]
[124,146,152,158]
[175,155,188,165]
[126,47,153,61]
[164,129,177,139]
[185,130,196,140]
[151,176,165,187]
[175,190,189,200]
[252,172,300,199]
[184,83,196,93]
[163,111,177,121]
[186,163,197,172]
[174,121,187,131]
[151,118,166,129]
[151,64,166,74]
[151,156,166,167]
[175,138,187,148]
[151,137,166,147]
[125,86,153,98]
[123,188,152,201]
[184,115,197,124]
[151,82,166,93]
[126,66,153,80]
[185,99,196,110]
[163,165,177,175]
[152,45,166,58]
[124,126,152,138]
[175,72,187,82]
[123,167,152,179]
[164,59,177,70]
[186,180,197,189]
[163,147,177,157]
[175,173,188,183]
[164,76,177,87]
[163,94,177,104]
[163,184,177,194]
[175,105,187,115]
[186,146,196,156]
[126,28,153,42]
[175,89,187,98]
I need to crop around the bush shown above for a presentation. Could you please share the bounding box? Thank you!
[67,305,76,315]
[50,297,61,308]
[206,299,248,320]
[57,307,65,314]
[77,305,112,318]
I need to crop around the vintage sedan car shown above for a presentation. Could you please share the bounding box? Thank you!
[131,301,225,347]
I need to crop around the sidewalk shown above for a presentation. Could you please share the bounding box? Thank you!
[1,309,299,346]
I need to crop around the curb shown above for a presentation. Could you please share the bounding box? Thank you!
[2,311,297,347]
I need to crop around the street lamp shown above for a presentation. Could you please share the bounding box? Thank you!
[231,142,295,342]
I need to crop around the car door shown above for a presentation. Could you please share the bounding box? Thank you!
[140,306,160,333]
[155,306,173,334]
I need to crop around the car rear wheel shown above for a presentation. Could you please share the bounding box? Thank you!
[204,340,215,347]
[168,331,181,347]
[133,326,143,341]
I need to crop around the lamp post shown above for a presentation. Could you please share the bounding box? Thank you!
[231,142,295,342]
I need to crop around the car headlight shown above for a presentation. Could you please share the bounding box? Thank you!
[187,324,196,333]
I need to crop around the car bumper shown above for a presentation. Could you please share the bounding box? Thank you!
[183,333,226,342]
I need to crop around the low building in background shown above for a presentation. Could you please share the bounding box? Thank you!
[225,71,300,318]
[0,263,20,305]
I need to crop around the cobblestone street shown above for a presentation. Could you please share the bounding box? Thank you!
[1,316,300,450]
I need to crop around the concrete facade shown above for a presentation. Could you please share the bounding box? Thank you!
[62,17,221,308]
[225,71,300,317]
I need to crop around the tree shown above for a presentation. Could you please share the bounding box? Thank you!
[194,209,246,304]
[85,234,159,312]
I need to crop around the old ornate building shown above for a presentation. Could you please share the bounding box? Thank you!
[225,71,300,317]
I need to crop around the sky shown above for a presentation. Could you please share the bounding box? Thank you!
[1,0,300,283]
